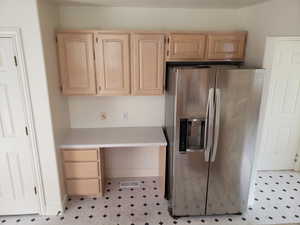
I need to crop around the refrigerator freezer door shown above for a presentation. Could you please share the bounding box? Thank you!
[206,69,264,215]
[172,67,215,216]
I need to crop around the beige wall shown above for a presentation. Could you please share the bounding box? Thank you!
[0,0,63,215]
[238,0,300,67]
[37,0,71,206]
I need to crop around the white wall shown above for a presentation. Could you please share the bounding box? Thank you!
[37,0,71,206]
[59,6,240,30]
[60,2,300,128]
[59,6,242,178]
[238,0,300,67]
[69,96,164,128]
[0,0,63,215]
[59,5,240,128]
[104,147,160,177]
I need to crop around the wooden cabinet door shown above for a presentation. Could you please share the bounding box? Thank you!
[167,33,206,60]
[57,33,96,95]
[94,33,130,96]
[206,32,247,60]
[131,33,165,95]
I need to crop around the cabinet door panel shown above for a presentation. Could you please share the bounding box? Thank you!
[57,33,96,95]
[206,32,247,60]
[132,33,165,95]
[167,34,206,60]
[95,34,130,95]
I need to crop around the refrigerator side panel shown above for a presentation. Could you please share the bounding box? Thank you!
[164,67,177,205]
[172,68,215,216]
[206,69,264,215]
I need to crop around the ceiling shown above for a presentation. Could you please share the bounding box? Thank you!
[49,0,270,9]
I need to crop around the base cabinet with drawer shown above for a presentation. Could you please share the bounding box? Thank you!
[62,148,105,197]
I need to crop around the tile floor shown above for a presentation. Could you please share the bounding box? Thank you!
[1,171,300,225]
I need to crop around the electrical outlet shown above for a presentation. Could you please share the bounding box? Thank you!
[122,112,128,120]
[100,112,107,120]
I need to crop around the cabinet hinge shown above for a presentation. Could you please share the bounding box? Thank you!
[14,56,18,66]
[34,186,37,195]
[95,37,99,43]
[295,153,299,162]
[25,126,29,136]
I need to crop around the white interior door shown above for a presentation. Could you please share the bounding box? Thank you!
[0,38,39,215]
[257,39,300,171]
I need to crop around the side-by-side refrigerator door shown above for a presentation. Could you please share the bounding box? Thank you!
[172,68,215,216]
[206,69,264,215]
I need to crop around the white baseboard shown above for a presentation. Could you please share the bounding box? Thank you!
[61,194,68,214]
[41,197,66,216]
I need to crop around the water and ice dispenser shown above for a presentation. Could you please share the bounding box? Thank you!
[179,118,206,152]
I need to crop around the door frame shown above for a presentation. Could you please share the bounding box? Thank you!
[0,27,45,214]
[257,37,300,172]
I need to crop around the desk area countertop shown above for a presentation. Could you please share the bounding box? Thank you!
[60,127,167,149]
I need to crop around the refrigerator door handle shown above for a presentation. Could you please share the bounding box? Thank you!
[211,88,221,162]
[204,88,214,162]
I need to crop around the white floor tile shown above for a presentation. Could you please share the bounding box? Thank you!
[1,171,300,225]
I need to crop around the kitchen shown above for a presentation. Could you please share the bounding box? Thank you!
[0,0,300,224]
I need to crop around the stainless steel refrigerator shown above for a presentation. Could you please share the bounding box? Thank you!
[164,65,264,216]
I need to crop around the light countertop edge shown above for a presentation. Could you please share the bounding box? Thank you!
[59,127,167,149]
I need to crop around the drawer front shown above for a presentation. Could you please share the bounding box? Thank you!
[66,179,100,196]
[64,162,99,178]
[62,149,98,161]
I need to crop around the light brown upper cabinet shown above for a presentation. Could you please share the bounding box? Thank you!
[94,33,131,96]
[57,33,96,95]
[131,33,165,95]
[166,33,206,61]
[206,32,247,61]
[57,30,247,96]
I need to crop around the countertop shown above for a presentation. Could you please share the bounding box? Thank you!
[60,127,167,149]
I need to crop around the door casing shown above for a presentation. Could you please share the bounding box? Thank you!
[0,28,45,214]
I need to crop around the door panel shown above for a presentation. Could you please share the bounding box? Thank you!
[172,68,215,216]
[206,69,263,215]
[258,40,300,170]
[167,34,206,60]
[206,32,246,60]
[0,38,38,214]
[131,33,165,95]
[95,33,130,96]
[57,33,96,95]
